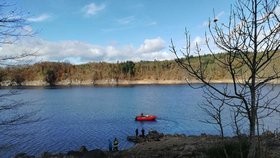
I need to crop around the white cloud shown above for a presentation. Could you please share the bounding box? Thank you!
[27,14,51,22]
[190,36,213,55]
[137,37,165,54]
[21,25,33,35]
[216,11,225,19]
[193,36,205,46]
[23,26,33,32]
[0,37,173,64]
[101,26,134,32]
[200,11,225,28]
[201,21,209,28]
[116,16,135,25]
[83,3,105,16]
[274,5,280,16]
[191,36,222,55]
[146,21,157,26]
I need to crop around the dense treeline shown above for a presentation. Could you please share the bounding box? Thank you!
[0,60,191,85]
[2,52,277,86]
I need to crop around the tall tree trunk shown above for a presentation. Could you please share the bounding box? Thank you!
[248,0,258,157]
[248,108,257,158]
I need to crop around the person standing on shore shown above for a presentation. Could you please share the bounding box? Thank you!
[113,137,119,151]
[135,128,139,137]
[141,128,145,137]
[108,139,112,151]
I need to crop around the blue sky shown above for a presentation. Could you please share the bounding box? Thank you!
[2,0,232,64]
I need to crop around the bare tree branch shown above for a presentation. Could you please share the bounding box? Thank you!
[172,0,280,157]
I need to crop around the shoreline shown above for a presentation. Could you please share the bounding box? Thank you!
[2,79,280,87]
[14,130,280,158]
[1,79,273,87]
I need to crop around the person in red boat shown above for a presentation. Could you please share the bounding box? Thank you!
[141,113,144,117]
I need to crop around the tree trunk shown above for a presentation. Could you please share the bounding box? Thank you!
[248,107,257,158]
[248,137,257,158]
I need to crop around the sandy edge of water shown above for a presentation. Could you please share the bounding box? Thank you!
[3,79,278,87]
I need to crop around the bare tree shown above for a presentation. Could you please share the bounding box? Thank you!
[170,0,280,157]
[232,107,247,158]
[199,87,228,139]
[200,87,230,158]
[0,1,39,154]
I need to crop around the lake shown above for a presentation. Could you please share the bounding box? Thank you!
[1,84,280,157]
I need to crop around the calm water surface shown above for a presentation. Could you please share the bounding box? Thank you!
[2,84,280,157]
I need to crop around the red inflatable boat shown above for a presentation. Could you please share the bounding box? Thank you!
[135,115,157,121]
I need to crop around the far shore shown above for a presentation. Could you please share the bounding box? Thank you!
[1,79,280,87]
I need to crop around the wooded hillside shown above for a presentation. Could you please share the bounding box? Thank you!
[1,52,278,86]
